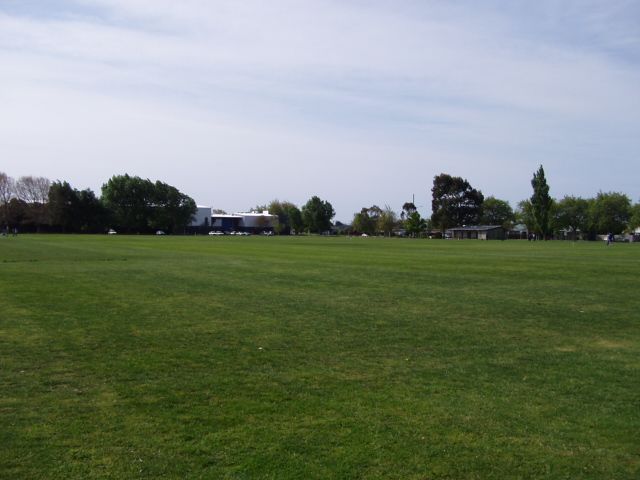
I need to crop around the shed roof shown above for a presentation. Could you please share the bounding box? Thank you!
[448,225,503,232]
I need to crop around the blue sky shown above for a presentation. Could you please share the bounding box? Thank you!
[1,0,638,220]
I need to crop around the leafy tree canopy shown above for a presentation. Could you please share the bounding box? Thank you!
[404,211,427,237]
[101,174,195,233]
[555,196,591,234]
[431,173,484,231]
[49,181,107,233]
[268,199,299,234]
[301,196,335,233]
[287,204,304,234]
[479,197,514,229]
[378,205,397,236]
[590,191,631,235]
[401,202,417,221]
[629,203,640,232]
[530,165,553,239]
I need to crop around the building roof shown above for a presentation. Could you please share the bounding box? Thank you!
[448,225,503,232]
[234,211,277,217]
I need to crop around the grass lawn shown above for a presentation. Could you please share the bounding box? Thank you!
[1,234,638,479]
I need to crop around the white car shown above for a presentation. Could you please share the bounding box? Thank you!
[156,230,165,235]
[107,229,117,235]
[208,231,224,236]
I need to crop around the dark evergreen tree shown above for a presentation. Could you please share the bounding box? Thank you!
[431,173,484,231]
[479,197,514,229]
[530,165,553,239]
[101,174,195,233]
[301,196,335,233]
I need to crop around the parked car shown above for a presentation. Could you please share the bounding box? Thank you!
[156,230,165,235]
[107,229,117,235]
[208,231,224,236]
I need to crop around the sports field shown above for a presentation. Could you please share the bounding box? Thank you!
[1,235,638,479]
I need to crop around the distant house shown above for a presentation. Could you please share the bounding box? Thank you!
[235,211,278,232]
[190,208,279,233]
[448,225,506,240]
[211,211,277,233]
[509,223,529,240]
[211,213,244,232]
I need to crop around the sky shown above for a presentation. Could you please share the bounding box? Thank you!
[1,0,639,221]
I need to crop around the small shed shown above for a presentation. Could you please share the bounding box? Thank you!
[448,225,506,240]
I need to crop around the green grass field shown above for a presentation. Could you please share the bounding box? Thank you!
[1,235,638,479]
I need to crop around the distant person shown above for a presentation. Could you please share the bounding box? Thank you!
[12,227,18,237]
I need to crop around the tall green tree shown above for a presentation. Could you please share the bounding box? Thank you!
[0,172,15,227]
[590,192,631,235]
[101,174,154,232]
[49,181,108,233]
[530,165,553,239]
[351,208,375,235]
[404,211,427,237]
[301,196,335,233]
[268,199,299,234]
[48,181,78,232]
[76,188,108,232]
[101,174,195,233]
[516,200,535,232]
[378,205,397,237]
[148,180,197,233]
[629,203,640,232]
[555,196,591,238]
[287,204,304,234]
[401,202,417,221]
[479,197,514,229]
[431,173,484,231]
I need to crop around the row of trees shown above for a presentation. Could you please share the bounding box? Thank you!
[426,166,640,239]
[0,173,52,232]
[348,174,515,237]
[1,169,338,235]
[0,172,197,233]
[3,167,638,238]
[520,190,639,239]
[265,197,335,234]
[345,167,639,239]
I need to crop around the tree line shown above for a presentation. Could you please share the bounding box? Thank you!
[0,173,197,234]
[0,171,338,235]
[259,197,335,234]
[347,166,639,239]
[2,166,638,238]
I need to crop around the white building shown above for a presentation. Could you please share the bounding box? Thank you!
[190,206,212,228]
[236,211,277,230]
[190,206,278,232]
